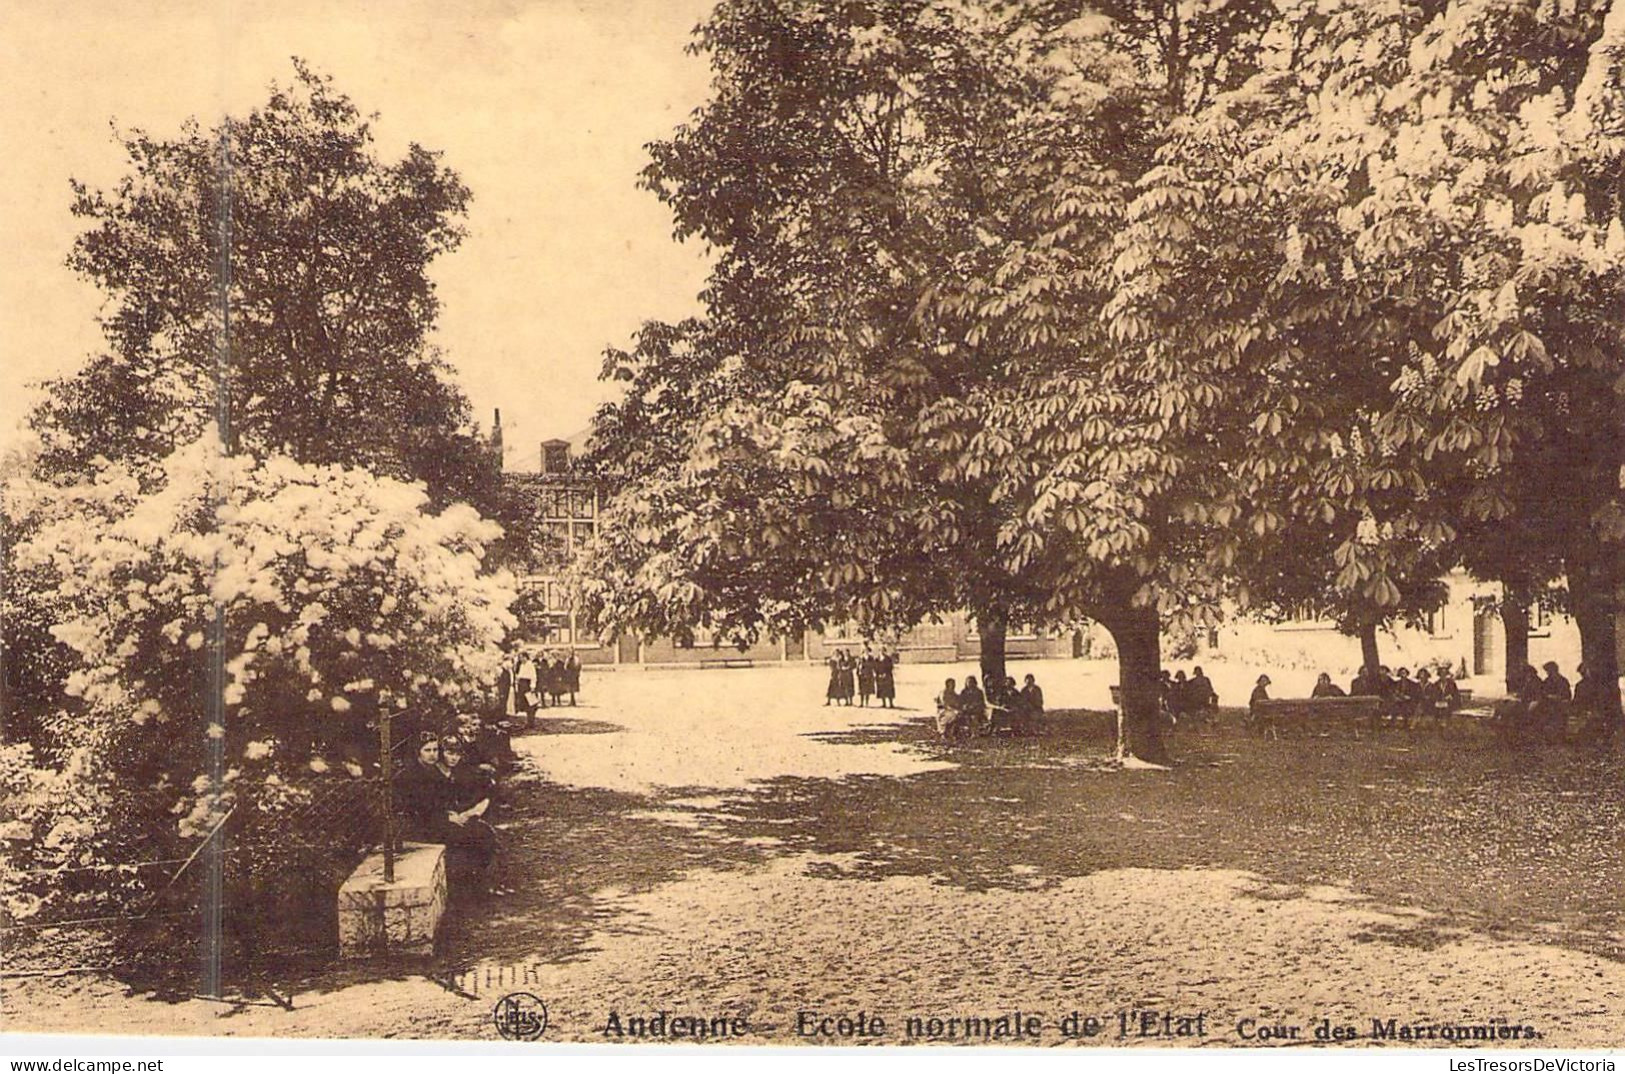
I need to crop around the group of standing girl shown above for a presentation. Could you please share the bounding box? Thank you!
[496,647,583,727]
[825,647,898,708]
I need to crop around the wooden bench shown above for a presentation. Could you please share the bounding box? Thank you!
[1251,696,1384,736]
[1108,685,1218,733]
[1413,689,1478,732]
[1480,697,1600,744]
[698,656,754,669]
[1253,693,1478,736]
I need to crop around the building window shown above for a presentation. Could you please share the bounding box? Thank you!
[543,443,570,474]
[966,620,1044,641]
[537,489,566,519]
[824,619,862,644]
[538,613,571,645]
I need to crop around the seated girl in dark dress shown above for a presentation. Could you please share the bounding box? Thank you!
[399,735,496,894]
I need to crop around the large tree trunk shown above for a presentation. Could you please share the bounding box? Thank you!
[1106,605,1169,765]
[974,602,1008,692]
[1500,588,1531,695]
[1572,589,1622,736]
[1567,539,1623,738]
[1357,619,1381,673]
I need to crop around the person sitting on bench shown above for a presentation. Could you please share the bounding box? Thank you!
[1168,670,1192,722]
[1389,667,1420,727]
[1187,666,1219,718]
[1019,673,1045,735]
[1541,661,1572,702]
[1572,662,1620,743]
[1415,667,1446,721]
[1437,667,1462,710]
[1537,661,1572,740]
[1247,674,1272,735]
[936,678,969,740]
[987,675,1022,734]
[400,735,497,896]
[1497,665,1550,745]
[1311,672,1346,698]
[958,676,989,736]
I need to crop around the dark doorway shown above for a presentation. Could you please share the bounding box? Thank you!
[1472,603,1496,677]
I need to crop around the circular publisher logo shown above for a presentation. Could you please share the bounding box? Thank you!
[493,992,548,1041]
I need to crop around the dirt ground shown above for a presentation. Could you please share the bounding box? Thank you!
[4,658,1623,1047]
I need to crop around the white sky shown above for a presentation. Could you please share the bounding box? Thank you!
[0,0,717,470]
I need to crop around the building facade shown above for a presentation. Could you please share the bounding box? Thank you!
[1202,568,1623,682]
[501,422,1621,679]
[498,421,1077,667]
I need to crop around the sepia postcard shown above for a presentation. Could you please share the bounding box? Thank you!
[3,0,1624,1056]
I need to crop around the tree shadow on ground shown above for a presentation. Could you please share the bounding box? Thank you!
[241,733,777,997]
[693,710,1625,963]
[418,707,1625,984]
[529,716,622,735]
[158,705,1625,1002]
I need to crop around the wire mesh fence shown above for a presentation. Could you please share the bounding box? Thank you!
[3,779,378,985]
[0,707,495,994]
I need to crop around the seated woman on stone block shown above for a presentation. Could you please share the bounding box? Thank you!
[439,735,496,816]
[399,734,497,895]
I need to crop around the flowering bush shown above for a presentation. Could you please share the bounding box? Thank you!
[2,435,516,926]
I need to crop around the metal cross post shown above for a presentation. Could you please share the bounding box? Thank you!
[379,712,395,884]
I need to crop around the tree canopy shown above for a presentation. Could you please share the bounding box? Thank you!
[1110,0,1625,709]
[29,60,494,510]
[581,0,1287,760]
[586,0,1625,755]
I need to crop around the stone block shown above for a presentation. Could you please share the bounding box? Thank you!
[337,842,446,958]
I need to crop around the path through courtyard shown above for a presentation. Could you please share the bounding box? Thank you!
[6,659,1623,1046]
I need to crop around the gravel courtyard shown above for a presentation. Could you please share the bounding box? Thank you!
[6,659,1624,1047]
